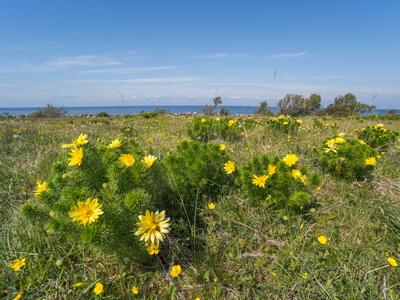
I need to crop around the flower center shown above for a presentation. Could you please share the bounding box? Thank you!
[81,207,93,218]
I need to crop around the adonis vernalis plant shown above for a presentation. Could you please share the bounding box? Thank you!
[266,115,302,134]
[357,123,399,149]
[187,117,244,142]
[21,134,171,262]
[236,154,319,212]
[318,135,378,180]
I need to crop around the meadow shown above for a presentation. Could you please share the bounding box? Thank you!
[1,114,400,299]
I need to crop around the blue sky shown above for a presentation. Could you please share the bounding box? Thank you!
[0,1,400,108]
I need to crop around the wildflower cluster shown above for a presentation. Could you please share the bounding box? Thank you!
[187,117,244,142]
[266,115,302,133]
[236,153,319,212]
[318,134,378,180]
[22,135,168,261]
[357,123,399,149]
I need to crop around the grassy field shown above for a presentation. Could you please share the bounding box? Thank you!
[1,114,400,299]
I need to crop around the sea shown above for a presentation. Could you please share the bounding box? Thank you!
[0,106,395,116]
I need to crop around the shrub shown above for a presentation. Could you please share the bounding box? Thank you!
[187,117,244,142]
[29,104,67,118]
[357,123,399,149]
[254,100,273,115]
[96,112,110,117]
[318,135,378,180]
[21,135,170,262]
[163,141,235,219]
[236,154,318,212]
[140,111,159,118]
[322,93,375,116]
[266,115,302,133]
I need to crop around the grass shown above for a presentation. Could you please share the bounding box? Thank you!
[1,114,400,299]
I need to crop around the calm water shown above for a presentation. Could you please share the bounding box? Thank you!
[0,105,395,116]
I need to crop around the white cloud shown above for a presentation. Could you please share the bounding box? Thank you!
[266,51,309,59]
[194,53,250,59]
[79,66,179,74]
[66,76,203,84]
[0,54,133,73]
[45,55,123,67]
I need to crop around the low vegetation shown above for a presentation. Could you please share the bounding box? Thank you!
[1,114,400,299]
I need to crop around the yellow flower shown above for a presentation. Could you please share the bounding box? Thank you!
[34,180,48,198]
[296,119,303,124]
[267,164,276,176]
[224,161,235,174]
[292,169,307,184]
[131,286,139,295]
[358,139,366,145]
[13,291,23,300]
[208,202,216,210]
[365,157,377,166]
[119,154,135,167]
[10,257,26,271]
[375,123,384,128]
[283,121,289,125]
[219,143,226,151]
[228,119,237,126]
[387,257,398,267]
[317,235,328,245]
[63,133,88,148]
[93,282,104,295]
[283,154,299,167]
[68,147,84,166]
[194,297,201,300]
[135,210,170,246]
[278,115,285,120]
[143,155,157,168]
[334,137,346,144]
[301,272,309,279]
[147,244,160,255]
[107,138,122,149]
[324,145,338,153]
[201,118,206,123]
[252,174,268,188]
[68,198,104,225]
[325,138,336,146]
[170,264,182,277]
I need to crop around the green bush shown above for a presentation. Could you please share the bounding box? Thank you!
[266,115,302,133]
[29,104,67,118]
[96,111,110,117]
[187,117,243,142]
[318,135,378,180]
[163,141,235,218]
[357,123,399,149]
[236,153,318,212]
[21,135,169,263]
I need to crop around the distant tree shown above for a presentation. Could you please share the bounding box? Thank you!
[213,96,222,107]
[203,96,223,115]
[323,93,375,116]
[254,100,273,115]
[388,109,397,115]
[29,104,67,118]
[305,93,321,113]
[278,94,307,116]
